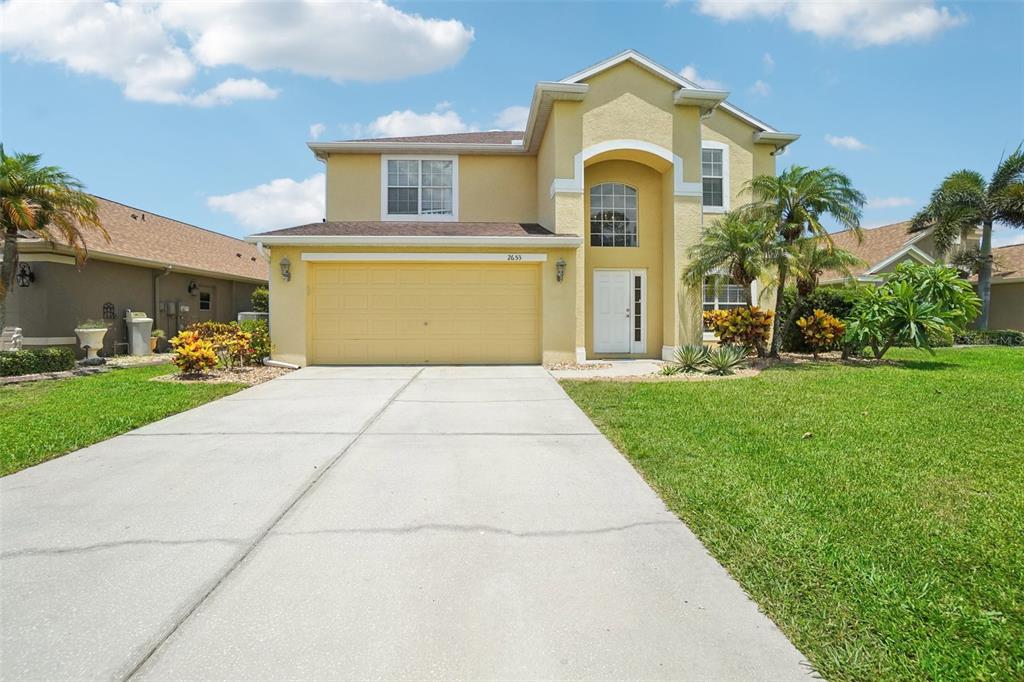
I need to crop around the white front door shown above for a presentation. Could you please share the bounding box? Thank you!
[594,270,633,353]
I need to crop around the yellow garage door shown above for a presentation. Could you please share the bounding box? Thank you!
[310,262,541,365]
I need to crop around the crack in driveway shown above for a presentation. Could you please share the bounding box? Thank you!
[1,537,249,559]
[276,520,678,539]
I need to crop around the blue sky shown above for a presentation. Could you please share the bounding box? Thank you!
[2,0,1023,245]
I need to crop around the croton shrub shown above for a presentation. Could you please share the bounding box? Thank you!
[169,330,218,374]
[796,309,846,357]
[702,306,774,357]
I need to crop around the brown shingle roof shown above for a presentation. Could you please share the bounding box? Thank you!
[993,243,1024,279]
[253,221,553,238]
[347,131,524,145]
[42,196,268,282]
[821,221,919,281]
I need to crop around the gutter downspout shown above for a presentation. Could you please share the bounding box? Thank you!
[154,265,172,334]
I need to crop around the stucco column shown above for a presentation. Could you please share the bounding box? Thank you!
[553,191,586,362]
[666,194,703,350]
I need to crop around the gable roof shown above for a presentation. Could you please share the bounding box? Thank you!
[28,195,268,283]
[821,221,925,281]
[559,49,779,134]
[308,50,798,157]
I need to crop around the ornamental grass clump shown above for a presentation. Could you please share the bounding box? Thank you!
[702,306,773,357]
[704,345,749,375]
[797,309,846,358]
[674,344,710,372]
[169,330,218,374]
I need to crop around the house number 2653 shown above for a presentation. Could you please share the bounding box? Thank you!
[506,254,523,261]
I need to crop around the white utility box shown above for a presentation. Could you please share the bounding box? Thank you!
[127,311,154,356]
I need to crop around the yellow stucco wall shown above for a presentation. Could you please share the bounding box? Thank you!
[266,245,579,366]
[325,154,380,221]
[989,282,1024,330]
[583,160,664,358]
[459,155,537,222]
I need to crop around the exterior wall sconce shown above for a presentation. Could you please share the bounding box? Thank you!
[555,258,566,283]
[187,279,199,295]
[15,263,35,287]
[279,256,291,282]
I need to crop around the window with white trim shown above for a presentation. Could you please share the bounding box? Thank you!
[702,275,747,330]
[384,157,455,218]
[702,148,724,209]
[589,182,638,247]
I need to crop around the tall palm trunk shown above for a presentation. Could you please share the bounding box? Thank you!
[769,261,788,357]
[976,219,993,330]
[0,227,19,331]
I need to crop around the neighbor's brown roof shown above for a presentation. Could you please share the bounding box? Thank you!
[253,221,553,238]
[348,131,524,145]
[821,221,919,281]
[40,196,268,281]
[992,243,1024,279]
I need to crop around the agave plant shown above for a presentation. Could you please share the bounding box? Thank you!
[704,345,749,375]
[673,344,710,372]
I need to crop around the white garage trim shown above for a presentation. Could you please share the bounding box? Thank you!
[301,252,548,263]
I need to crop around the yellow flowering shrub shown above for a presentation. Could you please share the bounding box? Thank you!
[169,330,218,374]
[797,309,846,357]
[702,306,774,357]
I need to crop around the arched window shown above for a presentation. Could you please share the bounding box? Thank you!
[589,183,637,247]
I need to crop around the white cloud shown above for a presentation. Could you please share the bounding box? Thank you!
[695,1,965,47]
[0,0,473,105]
[825,134,868,151]
[159,1,473,81]
[494,105,530,131]
[679,64,726,90]
[867,196,915,209]
[309,123,327,140]
[365,109,474,138]
[190,78,279,107]
[208,174,325,231]
[762,52,775,72]
[749,80,771,96]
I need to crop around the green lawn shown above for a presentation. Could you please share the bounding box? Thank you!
[562,347,1024,681]
[1,364,244,476]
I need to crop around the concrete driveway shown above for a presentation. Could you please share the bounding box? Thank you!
[1,366,811,680]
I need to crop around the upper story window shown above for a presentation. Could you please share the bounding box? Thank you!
[701,142,730,213]
[382,156,457,221]
[589,182,638,247]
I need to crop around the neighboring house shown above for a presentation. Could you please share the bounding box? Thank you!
[820,221,1023,330]
[986,243,1024,330]
[248,50,799,366]
[5,195,268,356]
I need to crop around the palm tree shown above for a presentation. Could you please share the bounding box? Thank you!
[746,165,866,356]
[0,146,106,330]
[790,238,865,298]
[683,210,780,306]
[910,144,1024,329]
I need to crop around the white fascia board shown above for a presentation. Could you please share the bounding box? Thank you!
[674,88,729,117]
[301,252,548,263]
[246,234,583,248]
[866,244,935,274]
[753,131,801,153]
[522,82,589,152]
[308,141,528,157]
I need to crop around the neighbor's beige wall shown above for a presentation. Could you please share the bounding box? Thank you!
[989,282,1024,330]
[266,245,578,366]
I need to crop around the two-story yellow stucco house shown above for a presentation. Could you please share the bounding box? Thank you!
[248,50,799,366]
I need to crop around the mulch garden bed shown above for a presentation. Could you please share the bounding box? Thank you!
[151,365,292,385]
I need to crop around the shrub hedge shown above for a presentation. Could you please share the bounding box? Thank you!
[251,287,269,313]
[0,347,76,377]
[955,329,1024,346]
[778,286,862,352]
[238,319,271,362]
